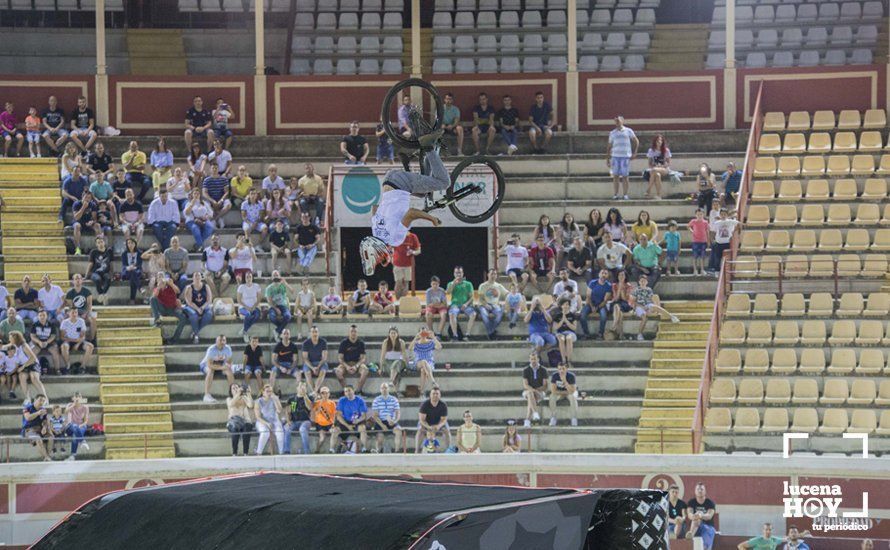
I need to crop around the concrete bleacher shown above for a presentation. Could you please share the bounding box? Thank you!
[0,27,130,74]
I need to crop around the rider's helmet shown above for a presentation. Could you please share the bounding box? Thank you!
[360,236,391,276]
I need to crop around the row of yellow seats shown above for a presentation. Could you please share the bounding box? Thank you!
[716,348,889,376]
[753,154,890,178]
[740,229,890,252]
[751,178,889,201]
[720,319,890,346]
[759,132,889,154]
[711,377,888,406]
[763,110,886,132]
[732,254,888,278]
[705,407,887,434]
[748,204,890,227]
[726,292,890,318]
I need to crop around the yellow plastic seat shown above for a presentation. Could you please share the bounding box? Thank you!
[881,204,890,225]
[758,255,782,277]
[832,178,858,200]
[799,205,824,226]
[872,229,890,251]
[848,380,876,406]
[827,203,852,225]
[751,293,777,317]
[859,131,884,152]
[811,110,834,130]
[826,155,850,176]
[861,178,887,199]
[806,132,831,153]
[862,254,887,277]
[765,378,792,405]
[787,111,811,131]
[851,154,876,175]
[819,409,849,434]
[804,179,830,200]
[844,229,871,251]
[725,294,751,317]
[715,348,742,374]
[856,349,885,375]
[753,157,777,178]
[763,112,786,131]
[737,378,764,404]
[863,293,890,317]
[762,408,789,432]
[398,295,423,317]
[782,133,806,153]
[828,320,856,345]
[740,231,764,252]
[827,349,856,375]
[863,108,887,129]
[849,410,876,434]
[719,320,746,345]
[709,378,736,404]
[800,320,826,345]
[777,156,801,177]
[798,349,826,374]
[743,349,770,374]
[704,407,732,432]
[836,255,862,276]
[832,131,857,152]
[751,180,775,201]
[791,230,816,251]
[772,204,798,226]
[773,320,800,345]
[734,256,759,277]
[771,349,798,374]
[784,255,810,277]
[733,408,761,433]
[746,205,771,227]
[837,109,861,130]
[878,411,890,435]
[780,293,805,317]
[808,255,835,277]
[817,229,843,251]
[791,379,819,405]
[765,230,790,251]
[746,320,773,345]
[777,179,802,200]
[758,133,781,153]
[837,293,864,316]
[807,293,834,317]
[854,203,880,225]
[820,379,849,405]
[856,320,884,345]
[878,154,890,175]
[877,381,890,407]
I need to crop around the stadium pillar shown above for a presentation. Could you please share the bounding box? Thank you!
[409,0,422,104]
[254,3,268,135]
[722,0,736,129]
[565,0,578,132]
[94,0,109,128]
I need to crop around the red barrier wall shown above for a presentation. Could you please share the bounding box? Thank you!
[0,75,95,120]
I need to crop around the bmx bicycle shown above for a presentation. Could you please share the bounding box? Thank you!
[380,77,506,224]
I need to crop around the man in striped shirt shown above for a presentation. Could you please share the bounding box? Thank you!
[201,163,232,228]
[370,382,402,453]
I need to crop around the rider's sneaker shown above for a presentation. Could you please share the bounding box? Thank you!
[360,236,389,276]
[418,128,444,149]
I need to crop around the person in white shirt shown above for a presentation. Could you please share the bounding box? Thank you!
[202,234,232,296]
[0,285,9,322]
[707,208,739,275]
[59,307,94,370]
[606,115,639,200]
[551,269,579,301]
[595,232,630,281]
[237,271,262,342]
[183,187,216,252]
[207,140,233,177]
[147,185,181,250]
[261,164,286,197]
[501,233,531,293]
[320,286,344,316]
[38,274,65,323]
[229,234,257,285]
[200,334,235,403]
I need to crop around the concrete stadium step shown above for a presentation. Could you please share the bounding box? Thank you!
[651,349,706,360]
[97,333,163,346]
[96,317,154,328]
[101,373,169,384]
[107,447,177,460]
[645,378,701,390]
[657,322,711,333]
[98,354,166,366]
[635,441,694,454]
[100,382,169,396]
[104,420,174,434]
[102,403,170,414]
[105,411,172,425]
[652,340,709,349]
[643,388,700,400]
[102,345,165,355]
[99,392,171,405]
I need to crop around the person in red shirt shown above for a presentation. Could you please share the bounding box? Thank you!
[369,280,396,315]
[528,234,555,293]
[391,231,421,298]
[149,272,188,340]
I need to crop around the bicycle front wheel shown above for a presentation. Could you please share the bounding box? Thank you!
[380,78,445,150]
[446,156,506,224]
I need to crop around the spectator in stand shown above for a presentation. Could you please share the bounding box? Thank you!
[409,326,439,396]
[630,274,678,341]
[607,116,639,200]
[663,221,681,276]
[521,352,547,427]
[630,211,659,247]
[397,94,412,137]
[241,335,265,393]
[667,484,686,539]
[503,419,521,453]
[283,381,314,455]
[30,310,60,374]
[200,334,235,404]
[502,233,531,293]
[333,385,369,453]
[163,235,190,290]
[59,308,93,371]
[370,382,402,453]
[302,325,328,394]
[148,272,189,342]
[122,141,151,202]
[261,164,285,197]
[183,188,215,253]
[226,382,254,456]
[496,95,520,156]
[534,214,557,248]
[86,236,114,304]
[141,243,167,293]
[64,392,90,458]
[265,188,290,231]
[552,268,579,303]
[424,276,448,337]
[182,272,214,344]
[10,330,42,401]
[147,185,181,251]
[391,231,420,298]
[294,211,321,275]
[696,163,717,215]
[341,121,368,165]
[149,137,173,192]
[580,269,613,339]
[201,163,233,228]
[254,384,285,455]
[631,234,663,287]
[85,142,114,185]
[265,271,293,339]
[556,213,584,269]
[456,410,482,454]
[202,234,232,296]
[240,188,268,252]
[71,189,100,253]
[59,165,88,224]
[478,269,508,339]
[687,209,710,277]
[380,326,408,389]
[41,96,68,154]
[603,208,628,244]
[38,274,64,324]
[0,307,25,342]
[566,236,593,285]
[528,91,554,154]
[645,134,671,200]
[229,234,257,284]
[293,278,315,340]
[208,139,233,178]
[212,98,234,149]
[88,161,118,222]
[184,96,214,151]
[118,188,145,245]
[368,281,395,317]
[859,541,874,550]
[442,92,464,155]
[25,106,42,158]
[229,165,253,207]
[14,276,40,325]
[375,119,395,165]
[446,266,476,341]
[320,286,344,316]
[722,162,741,207]
[0,101,24,158]
[781,526,811,550]
[187,142,207,188]
[270,328,300,391]
[348,279,371,314]
[584,208,604,253]
[471,92,496,155]
[549,362,579,427]
[236,271,262,342]
[415,386,450,453]
[59,142,82,182]
[525,295,555,358]
[310,386,337,453]
[528,234,556,293]
[552,299,578,364]
[65,274,95,339]
[505,283,525,328]
[739,523,810,550]
[166,166,191,211]
[596,232,630,282]
[336,325,370,395]
[707,208,739,276]
[293,166,325,228]
[685,482,716,548]
[268,219,292,275]
[22,394,51,461]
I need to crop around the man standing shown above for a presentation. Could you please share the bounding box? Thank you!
[521,352,547,427]
[528,91,554,154]
[184,96,215,151]
[147,185,181,251]
[415,386,450,453]
[477,268,508,339]
[580,269,613,339]
[722,162,742,206]
[496,95,520,155]
[606,115,639,200]
[340,121,368,165]
[41,95,68,153]
[391,231,420,298]
[69,96,97,152]
[441,92,464,155]
[708,208,739,275]
[297,163,326,225]
[446,266,476,341]
[471,92,496,155]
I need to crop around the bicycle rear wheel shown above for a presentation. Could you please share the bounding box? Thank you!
[380,78,445,150]
[446,156,506,224]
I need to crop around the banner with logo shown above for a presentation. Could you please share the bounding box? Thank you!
[332,163,496,227]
